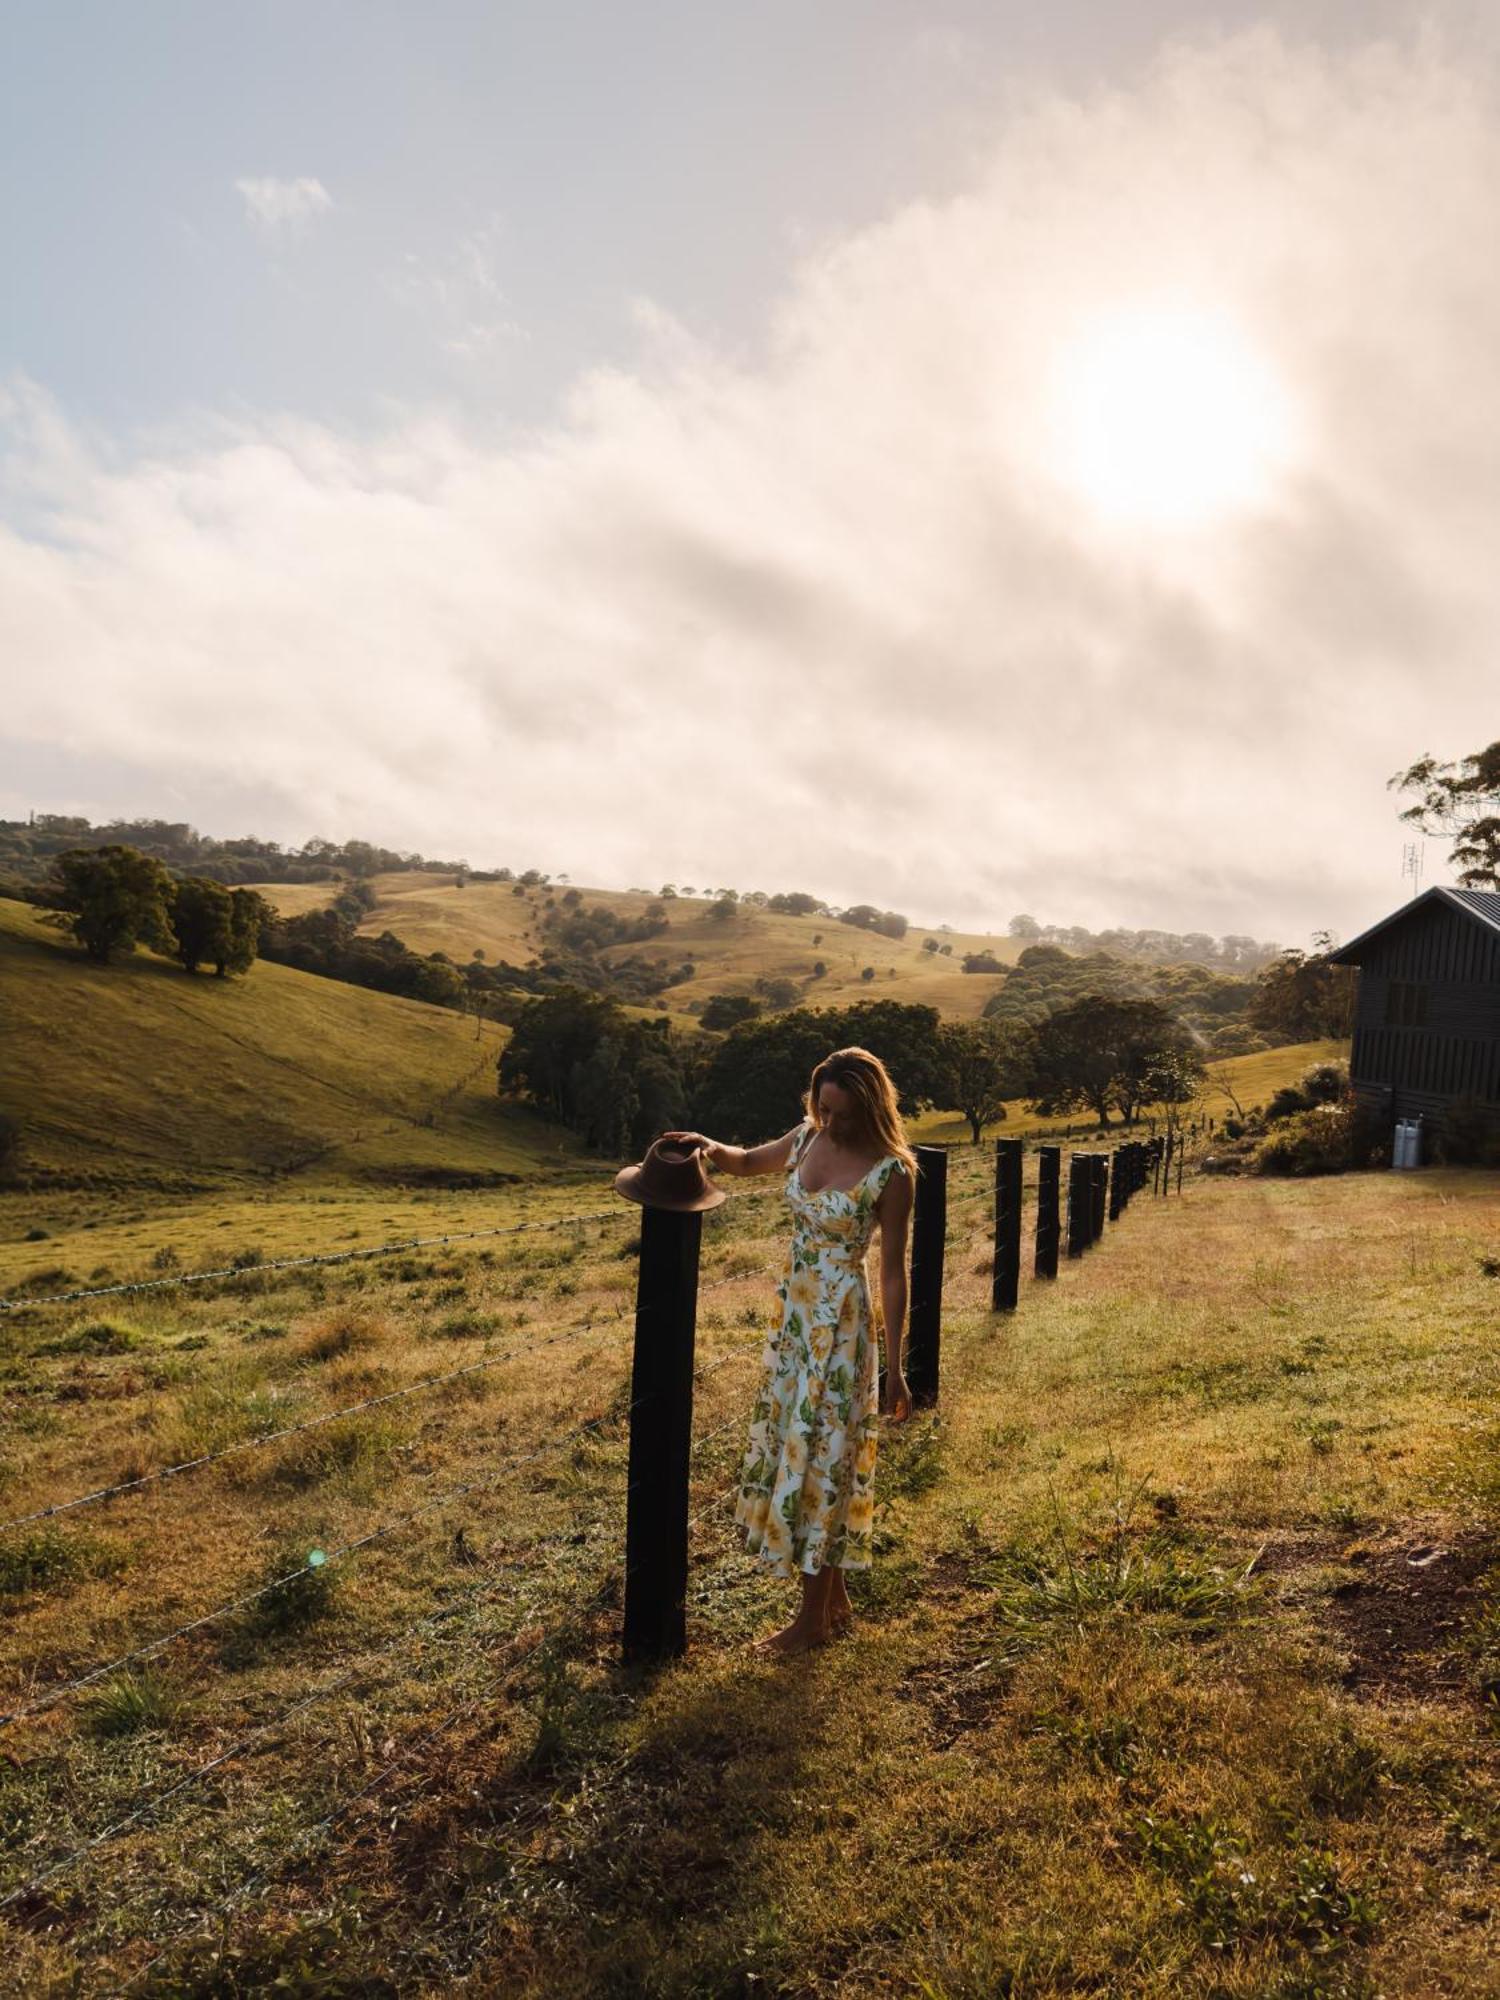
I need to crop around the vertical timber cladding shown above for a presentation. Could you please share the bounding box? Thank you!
[1327,887,1500,1127]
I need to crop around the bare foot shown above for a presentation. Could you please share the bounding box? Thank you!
[752,1620,833,1657]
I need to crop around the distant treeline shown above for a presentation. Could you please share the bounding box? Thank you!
[980,945,1261,1054]
[0,816,468,889]
[1003,915,1278,970]
[499,989,1218,1155]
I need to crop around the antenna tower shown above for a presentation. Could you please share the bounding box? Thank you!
[1401,841,1424,898]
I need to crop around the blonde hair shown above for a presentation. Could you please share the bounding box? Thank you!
[802,1046,918,1180]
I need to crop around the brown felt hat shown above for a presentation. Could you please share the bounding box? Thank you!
[614,1137,727,1212]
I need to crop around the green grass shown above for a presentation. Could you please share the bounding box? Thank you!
[0,895,586,1190]
[2,1163,1498,1996]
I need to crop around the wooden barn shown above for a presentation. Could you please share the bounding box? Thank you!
[1326,887,1500,1129]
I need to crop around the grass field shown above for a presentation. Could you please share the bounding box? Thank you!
[2,1153,1497,1995]
[256,870,1039,1020]
[0,896,593,1199]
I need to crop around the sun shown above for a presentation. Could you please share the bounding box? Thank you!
[1049,303,1296,529]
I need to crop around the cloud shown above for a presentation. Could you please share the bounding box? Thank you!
[234,175,333,238]
[5,28,1500,943]
[384,221,528,361]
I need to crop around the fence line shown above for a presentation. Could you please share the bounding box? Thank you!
[0,1207,639,1317]
[0,1407,750,1911]
[0,1342,754,1734]
[0,1309,623,1538]
[118,1471,744,1994]
[1,1128,1188,1970]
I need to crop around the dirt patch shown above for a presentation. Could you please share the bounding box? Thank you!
[1257,1523,1496,1704]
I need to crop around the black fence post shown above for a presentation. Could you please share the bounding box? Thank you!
[1035,1146,1061,1278]
[992,1138,1023,1312]
[622,1203,703,1663]
[908,1145,947,1407]
[1107,1149,1122,1223]
[1176,1140,1186,1196]
[1090,1154,1107,1241]
[1066,1154,1091,1258]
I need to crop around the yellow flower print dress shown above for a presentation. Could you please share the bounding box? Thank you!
[734,1119,909,1579]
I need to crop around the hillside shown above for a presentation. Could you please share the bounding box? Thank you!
[260,871,1039,1021]
[0,898,586,1191]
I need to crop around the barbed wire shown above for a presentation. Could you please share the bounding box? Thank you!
[118,1469,747,1993]
[0,1341,754,1735]
[0,1308,625,1538]
[0,1254,781,1539]
[0,1391,754,1918]
[0,1207,636,1317]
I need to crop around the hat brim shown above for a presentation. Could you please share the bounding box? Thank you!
[613,1164,728,1211]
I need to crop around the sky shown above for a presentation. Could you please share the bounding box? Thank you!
[3,1,1498,948]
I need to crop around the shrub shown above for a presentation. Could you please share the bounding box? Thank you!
[1256,1100,1386,1177]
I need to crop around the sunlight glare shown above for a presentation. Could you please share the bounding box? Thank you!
[1051,305,1296,528]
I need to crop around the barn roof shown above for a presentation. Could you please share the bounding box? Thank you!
[1325,886,1500,964]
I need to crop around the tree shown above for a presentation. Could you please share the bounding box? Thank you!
[708,895,737,924]
[693,999,945,1140]
[1249,950,1355,1043]
[219,888,268,977]
[938,1019,1036,1143]
[1029,995,1192,1127]
[50,845,174,963]
[1390,738,1500,888]
[171,876,234,974]
[1008,914,1041,939]
[700,994,762,1032]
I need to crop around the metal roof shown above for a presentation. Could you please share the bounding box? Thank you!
[1325,885,1500,964]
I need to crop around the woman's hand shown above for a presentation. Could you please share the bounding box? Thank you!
[660,1129,714,1155]
[882,1370,913,1422]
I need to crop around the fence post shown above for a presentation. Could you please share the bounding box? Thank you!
[908,1145,947,1406]
[1090,1154,1107,1240]
[1066,1154,1091,1258]
[1176,1140,1186,1196]
[991,1138,1023,1312]
[622,1203,703,1663]
[1035,1146,1061,1278]
[1107,1149,1122,1223]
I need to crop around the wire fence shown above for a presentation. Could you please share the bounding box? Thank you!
[0,1132,1173,1978]
[1,1410,751,1923]
[0,1205,637,1318]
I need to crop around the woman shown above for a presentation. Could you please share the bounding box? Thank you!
[666,1045,916,1657]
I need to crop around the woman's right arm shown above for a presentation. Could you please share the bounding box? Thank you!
[661,1125,802,1178]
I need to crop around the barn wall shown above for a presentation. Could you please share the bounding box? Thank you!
[1347,901,1500,1117]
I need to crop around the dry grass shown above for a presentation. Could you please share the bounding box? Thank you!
[3,1157,1498,1995]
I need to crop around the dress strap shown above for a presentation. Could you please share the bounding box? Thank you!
[870,1154,907,1199]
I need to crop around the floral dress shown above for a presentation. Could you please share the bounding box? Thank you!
[734,1119,908,1579]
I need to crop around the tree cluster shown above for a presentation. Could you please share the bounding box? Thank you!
[981,945,1260,1049]
[838,904,910,940]
[498,989,695,1156]
[1246,946,1355,1043]
[1005,914,1278,970]
[0,816,467,890]
[45,845,268,977]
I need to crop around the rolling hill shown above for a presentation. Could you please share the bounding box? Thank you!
[0,898,586,1191]
[258,871,1033,1020]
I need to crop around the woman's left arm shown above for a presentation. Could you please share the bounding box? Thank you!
[875,1165,914,1420]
